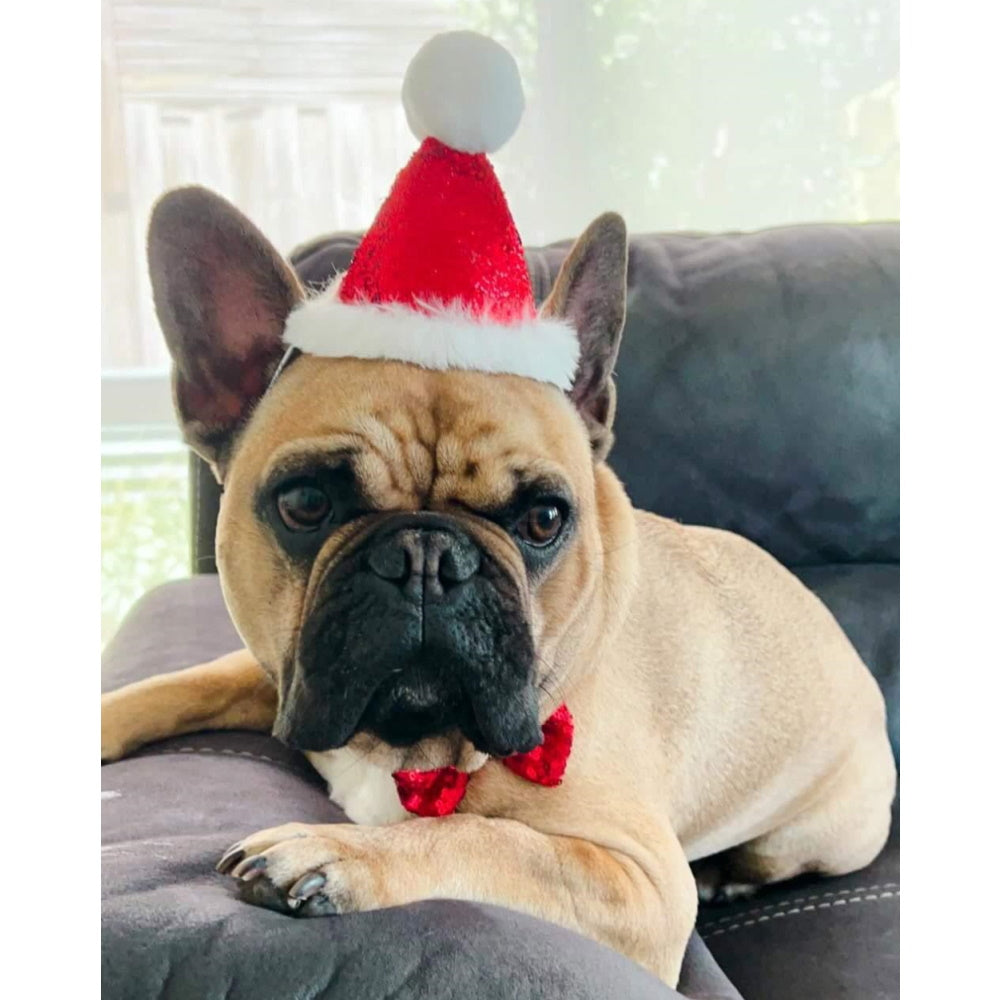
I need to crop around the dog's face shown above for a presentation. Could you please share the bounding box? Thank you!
[221,360,600,761]
[148,187,628,768]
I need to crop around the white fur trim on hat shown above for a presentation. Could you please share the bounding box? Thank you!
[402,31,524,154]
[283,285,580,391]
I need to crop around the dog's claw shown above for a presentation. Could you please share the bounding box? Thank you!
[231,855,267,881]
[216,846,246,874]
[288,872,327,901]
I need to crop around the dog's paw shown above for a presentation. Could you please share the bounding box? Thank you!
[691,856,761,905]
[216,823,385,917]
[696,879,760,904]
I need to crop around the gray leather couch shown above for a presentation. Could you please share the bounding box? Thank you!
[102,221,899,999]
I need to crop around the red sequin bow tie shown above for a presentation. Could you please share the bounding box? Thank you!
[392,704,574,817]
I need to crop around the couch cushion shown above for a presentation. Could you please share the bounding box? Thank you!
[102,752,685,1000]
[696,807,899,1000]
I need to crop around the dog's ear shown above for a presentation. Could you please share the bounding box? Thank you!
[147,186,303,472]
[541,212,628,461]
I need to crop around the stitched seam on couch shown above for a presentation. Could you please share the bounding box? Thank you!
[135,745,306,777]
[698,884,899,934]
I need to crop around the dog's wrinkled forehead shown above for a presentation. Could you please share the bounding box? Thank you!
[234,355,592,512]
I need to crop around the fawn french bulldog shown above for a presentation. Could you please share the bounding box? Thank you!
[100,32,895,987]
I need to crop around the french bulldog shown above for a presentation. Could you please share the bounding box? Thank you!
[101,186,896,986]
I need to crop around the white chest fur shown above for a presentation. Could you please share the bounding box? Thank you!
[305,747,411,826]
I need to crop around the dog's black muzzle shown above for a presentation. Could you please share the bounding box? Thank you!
[273,512,541,758]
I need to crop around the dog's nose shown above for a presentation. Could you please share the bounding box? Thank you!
[366,527,481,601]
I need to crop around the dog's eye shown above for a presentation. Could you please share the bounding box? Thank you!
[515,504,564,546]
[276,481,331,531]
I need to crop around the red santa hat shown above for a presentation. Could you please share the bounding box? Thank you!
[282,31,579,390]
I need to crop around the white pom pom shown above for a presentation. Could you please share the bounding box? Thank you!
[402,31,524,155]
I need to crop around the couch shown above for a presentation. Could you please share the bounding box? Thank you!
[102,220,899,999]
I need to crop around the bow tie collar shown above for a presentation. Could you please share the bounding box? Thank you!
[392,704,574,817]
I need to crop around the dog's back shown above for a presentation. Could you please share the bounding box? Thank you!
[627,510,895,877]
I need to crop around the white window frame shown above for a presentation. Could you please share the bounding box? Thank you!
[101,370,176,428]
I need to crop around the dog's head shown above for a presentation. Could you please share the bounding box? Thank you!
[148,187,629,768]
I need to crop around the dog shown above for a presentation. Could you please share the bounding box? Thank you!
[101,185,896,987]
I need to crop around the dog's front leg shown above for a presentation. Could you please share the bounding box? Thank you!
[101,648,276,761]
[216,815,695,986]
